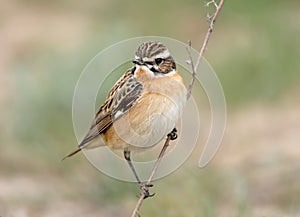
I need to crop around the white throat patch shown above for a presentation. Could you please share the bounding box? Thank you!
[134,65,176,78]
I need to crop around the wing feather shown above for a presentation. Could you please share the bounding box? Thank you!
[79,67,143,148]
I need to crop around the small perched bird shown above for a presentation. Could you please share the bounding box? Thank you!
[63,41,186,196]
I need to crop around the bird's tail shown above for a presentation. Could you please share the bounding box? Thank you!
[62,147,82,161]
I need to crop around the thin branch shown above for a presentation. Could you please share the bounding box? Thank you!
[187,0,225,100]
[131,133,173,217]
[130,0,225,216]
[186,41,196,100]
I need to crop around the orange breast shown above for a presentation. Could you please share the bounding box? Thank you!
[102,92,177,150]
[102,67,187,151]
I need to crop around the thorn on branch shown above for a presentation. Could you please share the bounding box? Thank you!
[206,13,213,22]
[185,60,192,65]
[204,0,211,7]
[213,1,218,8]
[204,0,218,8]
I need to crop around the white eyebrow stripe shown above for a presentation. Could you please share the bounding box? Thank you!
[134,50,171,62]
[142,57,153,62]
[155,50,171,59]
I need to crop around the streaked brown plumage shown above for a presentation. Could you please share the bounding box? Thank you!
[63,42,186,192]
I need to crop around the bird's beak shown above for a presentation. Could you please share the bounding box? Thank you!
[132,58,143,65]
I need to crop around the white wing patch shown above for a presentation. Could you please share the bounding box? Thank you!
[113,110,124,119]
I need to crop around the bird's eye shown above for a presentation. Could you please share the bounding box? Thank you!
[155,58,163,65]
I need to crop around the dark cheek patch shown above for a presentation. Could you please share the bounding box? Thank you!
[160,62,172,73]
[150,67,159,73]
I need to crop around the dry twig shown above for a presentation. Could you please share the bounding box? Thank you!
[187,0,225,100]
[130,1,225,216]
[130,129,176,217]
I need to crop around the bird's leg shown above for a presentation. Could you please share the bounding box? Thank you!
[124,149,142,183]
[124,149,154,199]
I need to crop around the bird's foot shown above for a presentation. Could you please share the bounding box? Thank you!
[168,128,178,140]
[138,183,155,199]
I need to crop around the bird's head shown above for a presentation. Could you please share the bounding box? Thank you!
[133,41,176,75]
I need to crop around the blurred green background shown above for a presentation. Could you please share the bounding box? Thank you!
[1,0,300,216]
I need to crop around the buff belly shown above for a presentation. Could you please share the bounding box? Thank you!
[101,92,183,151]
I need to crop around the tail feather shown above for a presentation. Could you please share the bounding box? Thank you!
[62,147,82,161]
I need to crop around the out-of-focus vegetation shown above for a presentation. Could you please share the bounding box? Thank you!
[1,0,300,216]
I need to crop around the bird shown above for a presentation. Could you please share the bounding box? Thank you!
[63,41,187,197]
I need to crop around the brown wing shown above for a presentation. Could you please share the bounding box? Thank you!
[79,67,143,147]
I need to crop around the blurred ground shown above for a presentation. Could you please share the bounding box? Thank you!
[1,0,300,216]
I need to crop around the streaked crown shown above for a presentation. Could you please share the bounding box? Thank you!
[133,41,176,74]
